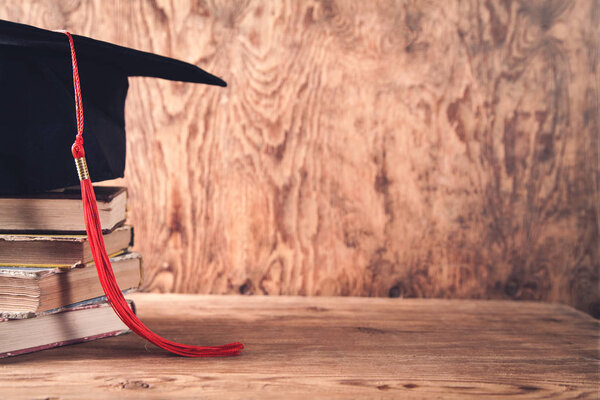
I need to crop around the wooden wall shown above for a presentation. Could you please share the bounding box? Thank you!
[2,1,598,316]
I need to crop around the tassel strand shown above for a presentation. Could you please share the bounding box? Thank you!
[62,31,243,357]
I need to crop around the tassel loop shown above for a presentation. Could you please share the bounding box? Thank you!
[72,136,85,159]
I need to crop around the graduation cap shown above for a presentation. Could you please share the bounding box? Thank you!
[0,20,243,357]
[0,19,226,195]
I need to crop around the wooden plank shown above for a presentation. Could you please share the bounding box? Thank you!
[0,294,597,399]
[0,1,598,316]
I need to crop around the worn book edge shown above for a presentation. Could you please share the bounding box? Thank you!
[0,329,130,358]
[0,187,127,234]
[0,293,138,320]
[0,225,133,268]
[0,250,136,273]
[0,299,135,358]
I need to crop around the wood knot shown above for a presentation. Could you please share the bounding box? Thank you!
[374,171,390,194]
[388,282,406,298]
[239,279,255,295]
[306,306,329,312]
[504,279,520,298]
[120,380,150,390]
[519,385,539,392]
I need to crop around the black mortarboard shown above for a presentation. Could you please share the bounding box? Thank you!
[0,19,226,195]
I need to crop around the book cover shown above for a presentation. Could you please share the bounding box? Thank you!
[0,299,135,358]
[0,225,133,268]
[0,252,143,317]
[0,186,127,233]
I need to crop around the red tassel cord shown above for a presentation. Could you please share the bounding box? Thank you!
[61,31,243,357]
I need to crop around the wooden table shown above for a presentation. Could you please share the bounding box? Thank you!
[1,294,598,399]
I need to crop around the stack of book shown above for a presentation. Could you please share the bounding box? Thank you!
[0,186,142,358]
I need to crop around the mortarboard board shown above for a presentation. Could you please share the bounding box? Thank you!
[0,19,225,195]
[0,20,243,357]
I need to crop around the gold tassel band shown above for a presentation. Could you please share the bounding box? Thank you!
[74,157,90,180]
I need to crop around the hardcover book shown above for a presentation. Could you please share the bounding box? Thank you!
[0,299,134,358]
[0,225,133,268]
[0,186,127,233]
[0,252,142,317]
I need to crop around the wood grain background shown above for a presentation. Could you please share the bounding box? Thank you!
[1,1,598,316]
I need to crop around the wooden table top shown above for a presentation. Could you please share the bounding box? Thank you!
[1,294,598,399]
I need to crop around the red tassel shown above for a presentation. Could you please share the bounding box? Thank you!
[61,31,243,357]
